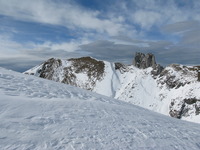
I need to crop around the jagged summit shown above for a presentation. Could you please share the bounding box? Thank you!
[133,52,156,69]
[133,52,164,76]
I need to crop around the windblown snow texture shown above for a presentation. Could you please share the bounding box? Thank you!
[1,67,200,150]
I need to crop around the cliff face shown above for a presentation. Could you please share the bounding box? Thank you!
[24,53,200,123]
[133,52,156,69]
[133,52,164,76]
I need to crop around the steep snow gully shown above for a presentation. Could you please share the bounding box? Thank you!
[110,62,120,97]
[1,67,200,149]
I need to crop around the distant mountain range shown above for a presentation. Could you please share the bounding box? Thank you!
[24,52,200,123]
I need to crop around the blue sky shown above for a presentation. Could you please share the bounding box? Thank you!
[0,0,200,72]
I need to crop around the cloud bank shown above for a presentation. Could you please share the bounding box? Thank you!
[0,0,200,71]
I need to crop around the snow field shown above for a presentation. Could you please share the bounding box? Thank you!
[1,67,200,149]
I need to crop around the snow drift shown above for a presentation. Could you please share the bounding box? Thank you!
[1,67,200,149]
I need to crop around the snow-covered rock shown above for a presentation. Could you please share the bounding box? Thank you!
[24,54,200,123]
[1,67,200,149]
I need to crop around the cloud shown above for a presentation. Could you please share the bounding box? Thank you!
[0,34,90,72]
[0,34,25,55]
[126,0,200,30]
[181,30,200,46]
[0,33,89,55]
[132,10,161,29]
[0,56,43,72]
[162,21,200,47]
[30,39,90,52]
[0,0,130,36]
[80,39,175,65]
[0,0,200,71]
[162,21,199,33]
[1,0,199,37]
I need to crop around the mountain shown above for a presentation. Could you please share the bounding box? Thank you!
[24,53,200,123]
[1,67,200,149]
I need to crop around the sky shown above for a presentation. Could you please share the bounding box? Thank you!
[0,0,200,72]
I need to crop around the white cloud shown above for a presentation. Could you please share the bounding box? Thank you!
[0,0,200,71]
[1,0,199,37]
[0,34,24,56]
[0,33,91,71]
[129,0,200,30]
[31,39,90,53]
[132,10,161,29]
[162,21,199,34]
[0,0,129,36]
[0,33,89,59]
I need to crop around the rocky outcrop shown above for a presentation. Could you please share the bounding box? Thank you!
[133,52,156,69]
[169,100,186,119]
[151,64,164,76]
[169,98,200,119]
[133,52,164,76]
[64,57,105,89]
[198,71,200,81]
[158,64,196,89]
[39,58,62,80]
[114,62,129,73]
[25,57,105,91]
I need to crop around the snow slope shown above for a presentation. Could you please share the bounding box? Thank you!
[1,67,200,149]
[25,58,200,123]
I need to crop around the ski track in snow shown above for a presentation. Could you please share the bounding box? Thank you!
[1,67,200,150]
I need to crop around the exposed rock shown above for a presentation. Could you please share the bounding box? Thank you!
[158,64,196,89]
[38,57,105,90]
[198,71,200,81]
[195,103,200,115]
[115,62,128,73]
[184,98,198,105]
[133,52,164,76]
[68,57,105,80]
[170,98,200,119]
[169,100,186,119]
[39,58,62,80]
[184,65,200,81]
[133,52,156,69]
[151,64,164,76]
[169,100,188,119]
[115,62,125,70]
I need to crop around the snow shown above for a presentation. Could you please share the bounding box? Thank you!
[94,62,120,97]
[113,66,164,114]
[24,59,200,123]
[1,67,200,149]
[24,64,43,76]
[166,82,200,122]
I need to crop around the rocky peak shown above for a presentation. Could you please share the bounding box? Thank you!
[133,52,164,76]
[133,52,156,69]
[39,58,62,80]
[30,56,105,91]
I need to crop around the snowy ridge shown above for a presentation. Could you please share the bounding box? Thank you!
[1,67,200,149]
[24,56,200,123]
